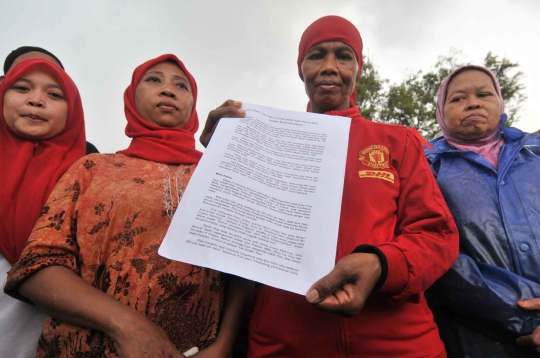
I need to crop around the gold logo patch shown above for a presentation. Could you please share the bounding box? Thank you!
[358,145,390,169]
[359,170,395,184]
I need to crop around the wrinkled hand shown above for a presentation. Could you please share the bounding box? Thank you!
[200,100,246,147]
[516,299,540,352]
[306,253,381,316]
[110,310,186,358]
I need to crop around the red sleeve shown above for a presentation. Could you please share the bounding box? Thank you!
[377,130,459,302]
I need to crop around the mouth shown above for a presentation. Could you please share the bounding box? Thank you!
[316,81,341,90]
[22,114,47,122]
[157,101,178,111]
[463,113,486,121]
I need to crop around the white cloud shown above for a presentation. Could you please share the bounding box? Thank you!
[2,0,538,154]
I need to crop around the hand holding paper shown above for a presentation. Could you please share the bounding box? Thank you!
[306,252,381,315]
[159,103,350,295]
[200,100,245,147]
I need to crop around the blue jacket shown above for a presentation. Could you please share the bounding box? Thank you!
[425,128,540,357]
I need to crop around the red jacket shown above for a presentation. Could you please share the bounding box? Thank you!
[248,108,458,357]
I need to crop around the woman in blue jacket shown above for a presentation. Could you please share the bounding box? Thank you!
[425,64,540,357]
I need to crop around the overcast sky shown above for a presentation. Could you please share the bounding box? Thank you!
[2,0,539,153]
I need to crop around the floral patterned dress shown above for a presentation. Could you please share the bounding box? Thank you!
[5,153,223,357]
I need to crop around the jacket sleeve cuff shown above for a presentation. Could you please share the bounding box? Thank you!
[351,244,388,292]
[377,245,409,294]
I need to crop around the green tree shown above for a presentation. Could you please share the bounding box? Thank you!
[356,52,526,140]
[355,56,387,121]
[483,52,526,124]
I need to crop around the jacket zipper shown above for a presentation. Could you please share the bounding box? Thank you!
[337,316,349,357]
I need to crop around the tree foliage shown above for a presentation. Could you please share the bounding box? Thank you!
[356,52,526,140]
[355,57,387,121]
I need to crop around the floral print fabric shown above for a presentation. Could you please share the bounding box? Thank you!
[5,154,223,357]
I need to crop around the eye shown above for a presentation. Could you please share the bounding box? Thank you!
[11,84,29,92]
[145,76,160,83]
[48,92,65,100]
[307,52,324,60]
[337,52,353,60]
[449,96,463,103]
[477,92,492,98]
[175,82,188,91]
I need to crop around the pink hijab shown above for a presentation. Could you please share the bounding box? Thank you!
[436,65,505,168]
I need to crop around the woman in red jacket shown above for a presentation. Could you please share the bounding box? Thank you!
[201,15,459,357]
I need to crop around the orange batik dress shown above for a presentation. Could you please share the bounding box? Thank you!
[5,153,223,357]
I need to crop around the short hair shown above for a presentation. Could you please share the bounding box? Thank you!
[3,46,64,74]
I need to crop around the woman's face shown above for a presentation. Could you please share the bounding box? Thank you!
[443,70,501,141]
[3,69,68,140]
[301,41,358,114]
[135,61,194,129]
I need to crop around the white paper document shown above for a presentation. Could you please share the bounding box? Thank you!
[159,103,351,295]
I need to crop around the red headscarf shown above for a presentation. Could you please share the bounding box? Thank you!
[117,54,202,164]
[297,15,363,111]
[0,59,86,265]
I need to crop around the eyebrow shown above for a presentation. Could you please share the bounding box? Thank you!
[47,83,63,91]
[15,77,64,91]
[307,44,355,53]
[447,84,494,96]
[15,78,31,85]
[144,71,190,84]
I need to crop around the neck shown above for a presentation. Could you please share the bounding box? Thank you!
[309,101,350,114]
[447,128,501,145]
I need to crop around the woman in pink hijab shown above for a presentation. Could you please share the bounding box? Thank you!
[435,65,506,168]
[425,65,540,357]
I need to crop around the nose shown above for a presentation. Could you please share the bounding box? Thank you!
[466,98,481,110]
[160,86,176,99]
[27,90,45,107]
[27,98,44,108]
[320,54,338,75]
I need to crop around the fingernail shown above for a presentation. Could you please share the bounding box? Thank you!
[239,110,246,116]
[234,101,242,107]
[306,289,319,303]
[518,300,527,306]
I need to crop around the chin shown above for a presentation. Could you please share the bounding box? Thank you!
[17,132,47,140]
[315,95,348,110]
[158,122,187,129]
[153,120,179,127]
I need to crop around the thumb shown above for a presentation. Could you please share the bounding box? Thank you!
[518,298,540,310]
[306,266,353,304]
